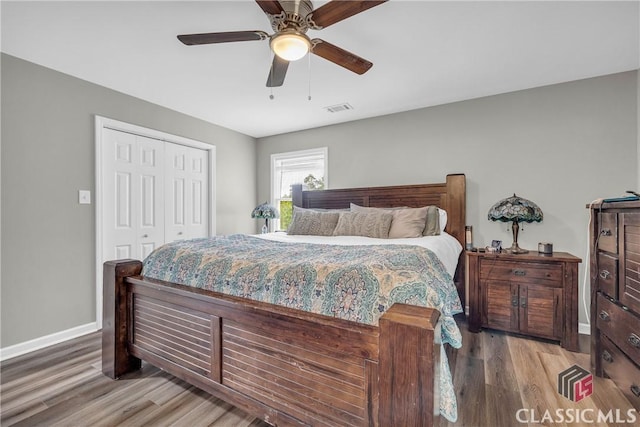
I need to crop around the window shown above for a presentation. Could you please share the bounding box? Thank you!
[271,148,328,230]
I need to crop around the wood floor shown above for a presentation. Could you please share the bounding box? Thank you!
[1,319,635,427]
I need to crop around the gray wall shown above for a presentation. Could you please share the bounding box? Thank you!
[257,71,639,325]
[1,54,257,347]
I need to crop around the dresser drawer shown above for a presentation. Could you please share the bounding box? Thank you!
[598,212,618,254]
[597,253,618,299]
[600,335,640,410]
[597,294,640,366]
[479,260,562,285]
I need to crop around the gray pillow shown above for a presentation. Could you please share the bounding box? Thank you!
[287,207,340,236]
[351,203,430,238]
[423,205,441,236]
[333,211,393,238]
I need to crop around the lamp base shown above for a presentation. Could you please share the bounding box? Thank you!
[505,243,529,254]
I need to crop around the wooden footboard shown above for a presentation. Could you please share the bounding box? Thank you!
[102,260,442,426]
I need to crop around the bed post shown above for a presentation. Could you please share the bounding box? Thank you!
[292,183,304,208]
[378,304,441,427]
[446,173,466,309]
[102,259,142,379]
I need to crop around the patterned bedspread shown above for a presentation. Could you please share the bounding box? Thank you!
[141,234,463,421]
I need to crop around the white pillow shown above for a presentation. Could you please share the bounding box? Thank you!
[439,208,447,233]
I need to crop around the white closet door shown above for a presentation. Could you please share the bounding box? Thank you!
[102,129,164,261]
[165,143,209,241]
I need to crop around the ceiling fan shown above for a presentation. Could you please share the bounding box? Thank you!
[177,0,388,87]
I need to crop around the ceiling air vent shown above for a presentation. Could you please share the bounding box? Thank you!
[324,103,353,113]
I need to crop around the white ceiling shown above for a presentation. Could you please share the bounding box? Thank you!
[2,1,639,138]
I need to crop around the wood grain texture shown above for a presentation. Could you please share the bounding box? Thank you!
[5,321,634,427]
[103,260,442,426]
[468,251,581,351]
[590,202,640,409]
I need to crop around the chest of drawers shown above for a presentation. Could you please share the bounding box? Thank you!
[468,250,581,351]
[590,201,640,409]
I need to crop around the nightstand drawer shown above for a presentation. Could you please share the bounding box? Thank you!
[600,336,640,410]
[597,253,618,299]
[597,294,640,366]
[479,260,562,285]
[598,212,618,254]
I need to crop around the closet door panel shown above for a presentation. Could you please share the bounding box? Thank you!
[165,143,209,241]
[102,130,164,261]
[103,129,139,261]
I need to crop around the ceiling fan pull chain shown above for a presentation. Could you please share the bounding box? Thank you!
[268,47,275,100]
[307,53,312,101]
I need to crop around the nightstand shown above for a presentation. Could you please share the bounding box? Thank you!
[467,250,581,351]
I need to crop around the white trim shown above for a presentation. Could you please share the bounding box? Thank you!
[0,322,98,361]
[94,116,216,329]
[270,147,328,230]
[579,322,591,335]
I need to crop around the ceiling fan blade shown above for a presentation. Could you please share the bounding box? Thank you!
[255,0,284,16]
[308,0,387,29]
[311,39,373,75]
[178,31,268,45]
[266,55,289,87]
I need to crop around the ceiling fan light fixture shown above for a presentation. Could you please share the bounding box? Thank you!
[270,32,311,61]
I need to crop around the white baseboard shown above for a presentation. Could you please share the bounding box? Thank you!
[579,322,591,335]
[0,322,98,362]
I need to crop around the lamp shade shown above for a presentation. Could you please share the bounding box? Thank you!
[251,202,280,220]
[488,194,542,254]
[488,194,543,224]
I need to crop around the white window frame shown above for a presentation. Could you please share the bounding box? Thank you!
[270,147,328,231]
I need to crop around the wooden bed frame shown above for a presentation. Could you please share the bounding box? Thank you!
[102,173,466,426]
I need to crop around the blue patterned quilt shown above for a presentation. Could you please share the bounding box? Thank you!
[141,234,462,421]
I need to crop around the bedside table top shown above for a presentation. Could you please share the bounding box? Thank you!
[466,250,582,263]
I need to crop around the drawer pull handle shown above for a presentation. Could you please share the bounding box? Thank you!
[520,297,527,308]
[628,334,640,348]
[601,228,612,237]
[599,311,610,321]
[631,385,640,398]
[602,350,614,363]
[511,295,519,307]
[600,270,611,280]
[514,269,526,276]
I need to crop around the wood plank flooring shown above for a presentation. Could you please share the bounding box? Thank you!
[1,319,635,426]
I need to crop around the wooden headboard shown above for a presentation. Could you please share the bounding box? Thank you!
[291,173,467,306]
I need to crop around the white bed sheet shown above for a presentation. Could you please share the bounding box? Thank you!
[256,232,462,278]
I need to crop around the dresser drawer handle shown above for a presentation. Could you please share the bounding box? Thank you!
[628,334,640,348]
[601,228,613,237]
[511,295,519,307]
[602,350,614,363]
[599,310,610,321]
[513,269,526,276]
[599,270,611,280]
[520,297,527,308]
[632,385,640,398]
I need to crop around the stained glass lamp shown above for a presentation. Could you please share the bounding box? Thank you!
[488,194,543,254]
[251,202,279,234]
